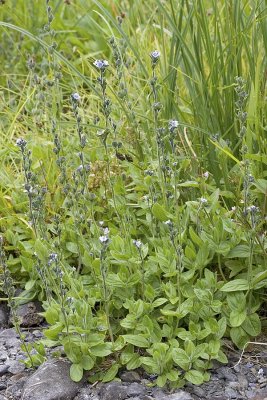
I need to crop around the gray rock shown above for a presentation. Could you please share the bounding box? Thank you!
[126,382,146,397]
[73,388,99,400]
[0,395,8,400]
[5,376,28,400]
[32,330,43,338]
[129,398,145,400]
[98,382,128,400]
[0,346,8,361]
[224,386,238,398]
[120,370,141,382]
[0,328,17,342]
[0,364,9,377]
[22,360,83,400]
[6,359,26,374]
[15,302,43,327]
[217,366,237,382]
[154,390,193,400]
[0,382,7,390]
[0,328,20,348]
[188,385,206,397]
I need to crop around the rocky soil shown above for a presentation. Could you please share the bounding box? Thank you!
[1,303,267,400]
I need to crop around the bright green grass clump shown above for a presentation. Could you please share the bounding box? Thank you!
[0,0,266,388]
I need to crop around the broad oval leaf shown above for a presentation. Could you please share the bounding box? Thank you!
[127,353,142,370]
[70,363,83,382]
[172,348,190,369]
[81,355,94,371]
[90,343,113,357]
[122,334,149,348]
[152,298,168,308]
[229,310,247,327]
[102,364,119,383]
[220,279,249,292]
[66,242,79,254]
[226,245,250,258]
[185,369,204,385]
[230,326,250,349]
[241,313,261,337]
[151,203,170,222]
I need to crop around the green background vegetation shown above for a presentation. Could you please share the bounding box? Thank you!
[0,0,266,388]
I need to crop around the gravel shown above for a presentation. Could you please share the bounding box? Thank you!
[1,323,267,400]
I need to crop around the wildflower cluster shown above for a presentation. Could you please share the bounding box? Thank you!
[16,139,47,236]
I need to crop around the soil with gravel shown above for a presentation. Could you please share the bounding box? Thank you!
[1,303,267,400]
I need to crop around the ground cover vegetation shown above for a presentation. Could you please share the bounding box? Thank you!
[0,0,267,389]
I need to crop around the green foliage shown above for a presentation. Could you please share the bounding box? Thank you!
[0,0,266,389]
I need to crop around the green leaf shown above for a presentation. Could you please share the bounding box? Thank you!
[90,343,113,357]
[207,339,220,356]
[66,242,79,254]
[216,350,228,364]
[152,298,168,308]
[122,335,149,348]
[43,306,59,325]
[227,292,246,311]
[156,374,167,387]
[34,239,48,261]
[230,327,250,349]
[105,273,125,287]
[25,279,36,290]
[189,227,203,247]
[113,336,125,351]
[81,355,94,371]
[192,343,207,361]
[241,314,261,337]
[185,370,204,385]
[166,369,180,382]
[172,348,190,369]
[44,323,64,340]
[226,245,250,258]
[87,333,106,347]
[102,364,119,383]
[127,353,142,370]
[151,203,170,222]
[141,356,158,370]
[177,181,199,187]
[70,363,83,382]
[217,317,227,339]
[253,179,267,194]
[184,340,195,357]
[20,256,34,273]
[252,270,267,288]
[229,310,247,327]
[220,279,249,292]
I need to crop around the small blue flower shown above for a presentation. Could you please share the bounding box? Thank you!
[99,235,109,244]
[133,239,142,249]
[16,138,27,148]
[93,60,109,70]
[71,92,80,101]
[200,197,208,204]
[168,120,179,131]
[150,50,160,61]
